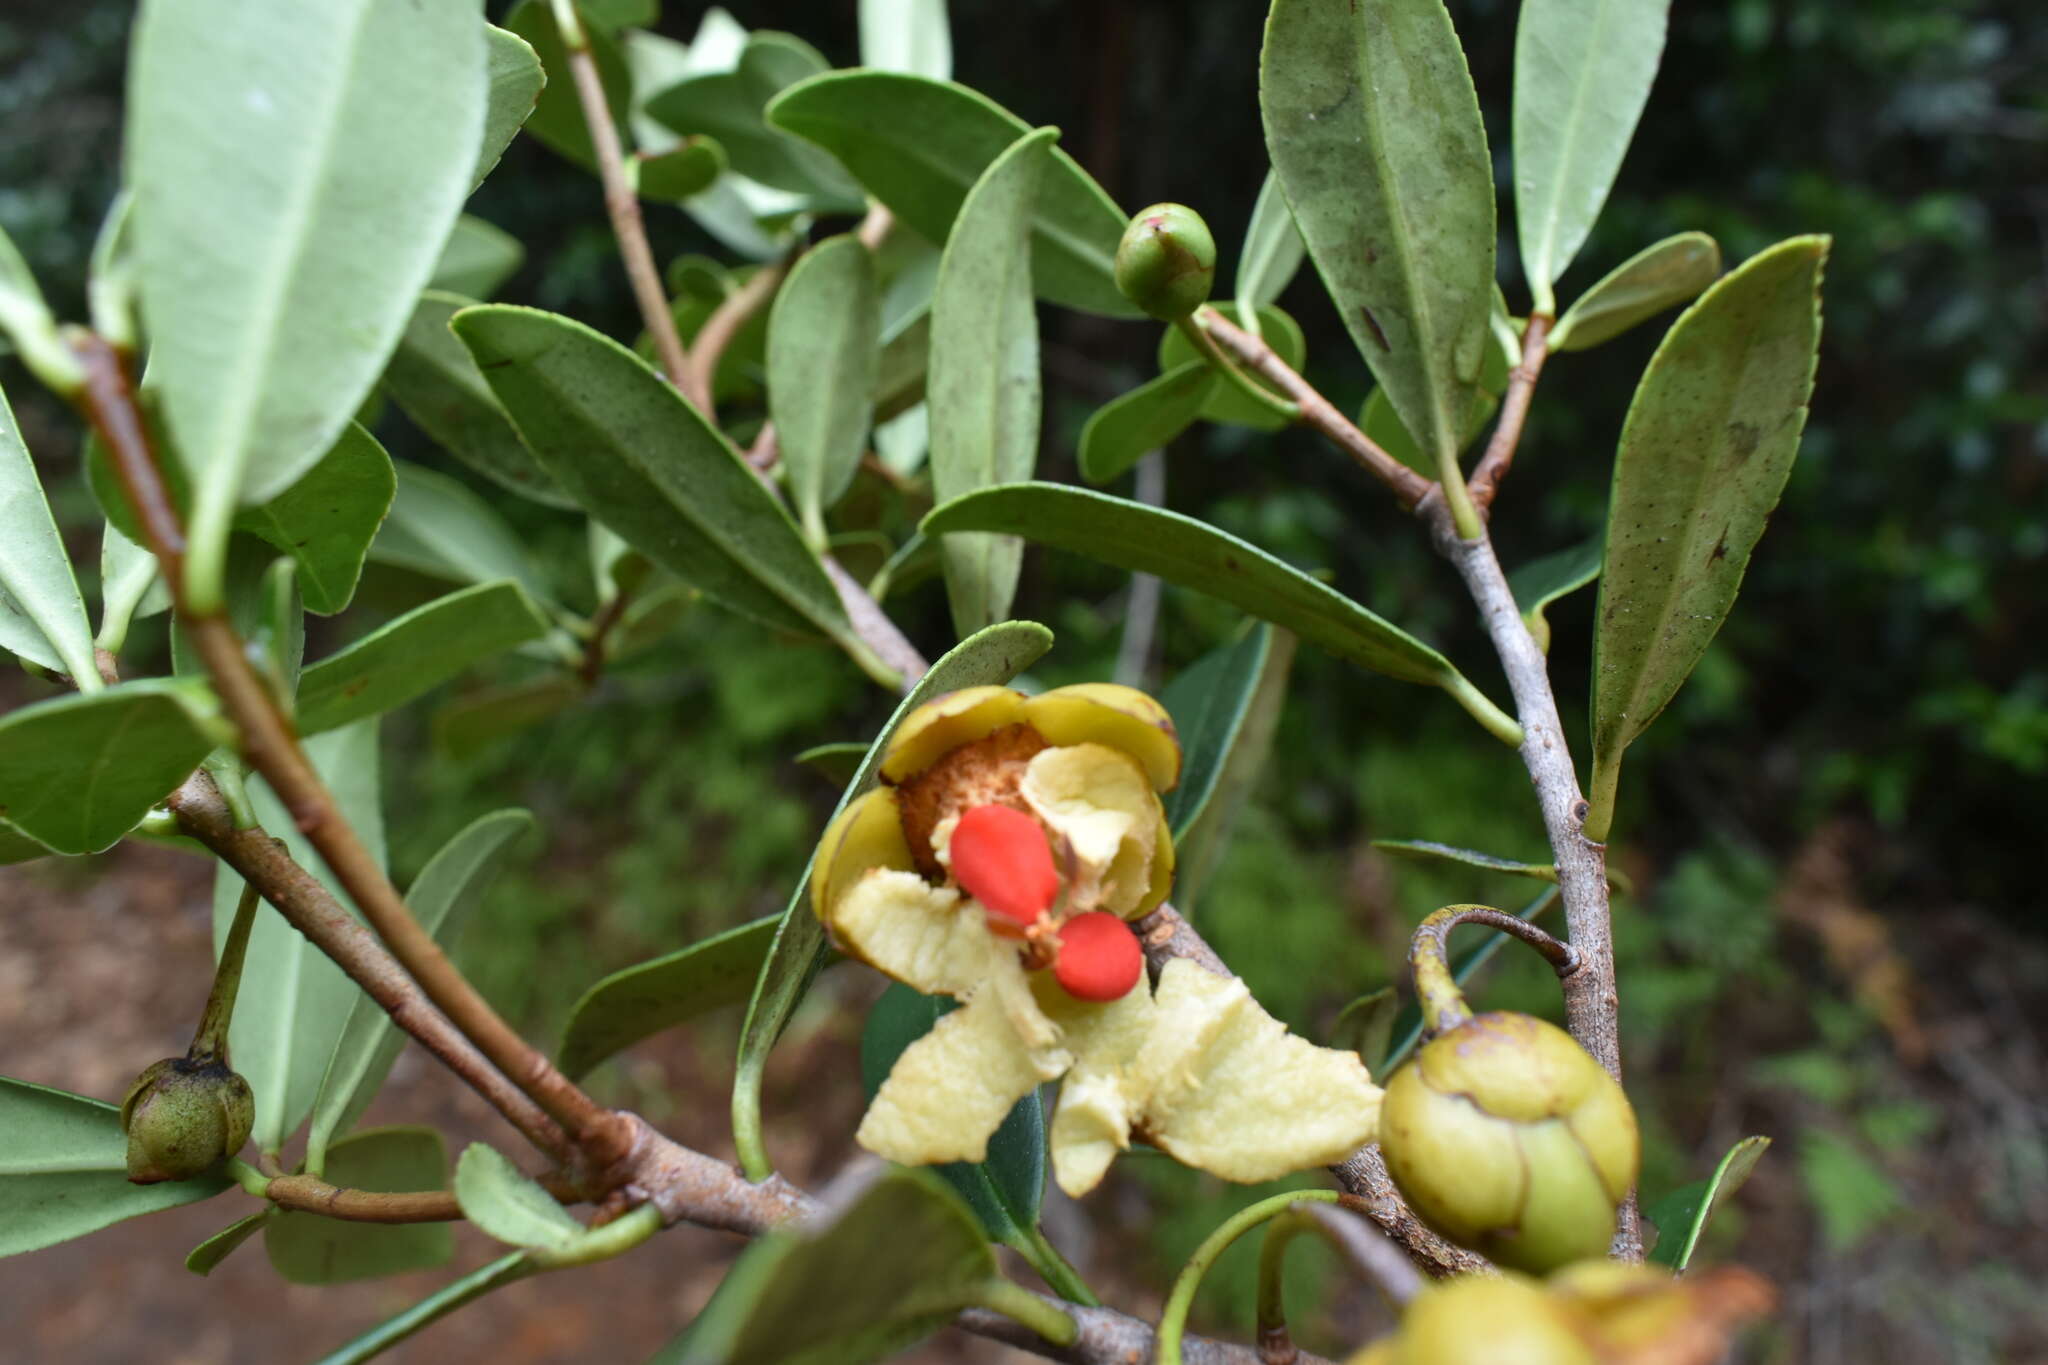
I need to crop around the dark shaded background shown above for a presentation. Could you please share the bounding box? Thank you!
[1,1,2044,1361]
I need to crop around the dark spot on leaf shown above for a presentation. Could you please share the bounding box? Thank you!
[1709,528,1730,564]
[1359,307,1390,352]
[480,358,515,370]
[1726,421,1761,460]
[1223,555,1241,572]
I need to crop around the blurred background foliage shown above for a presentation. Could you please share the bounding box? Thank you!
[2,0,2044,1361]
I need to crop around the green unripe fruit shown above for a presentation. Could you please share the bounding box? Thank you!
[120,1056,255,1184]
[1377,1012,1639,1274]
[1114,203,1216,320]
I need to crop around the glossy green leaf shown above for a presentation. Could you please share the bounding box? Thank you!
[928,128,1053,637]
[767,72,1139,319]
[0,679,221,854]
[185,1209,273,1276]
[370,462,553,604]
[1233,169,1307,312]
[296,579,552,736]
[860,984,1045,1243]
[265,1127,454,1284]
[0,382,96,682]
[1647,1135,1770,1272]
[314,1251,527,1365]
[130,0,483,604]
[1077,363,1213,485]
[646,34,863,203]
[97,522,170,654]
[429,216,527,301]
[0,819,56,866]
[771,235,880,544]
[733,619,1054,1180]
[632,136,726,202]
[1508,535,1602,654]
[793,742,869,788]
[668,1169,996,1365]
[1588,237,1828,839]
[233,423,394,616]
[1261,0,1495,475]
[1373,840,1561,883]
[476,24,545,190]
[559,916,778,1079]
[1380,886,1562,1072]
[453,305,852,642]
[1513,0,1672,313]
[1157,302,1304,431]
[1549,231,1721,352]
[307,811,534,1170]
[860,0,951,80]
[1167,628,1296,908]
[384,291,567,507]
[218,719,385,1153]
[1358,315,1515,472]
[0,1077,232,1258]
[455,1142,583,1250]
[503,0,632,172]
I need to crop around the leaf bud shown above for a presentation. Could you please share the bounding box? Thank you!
[1115,203,1216,321]
[120,1056,255,1184]
[1378,1011,1639,1274]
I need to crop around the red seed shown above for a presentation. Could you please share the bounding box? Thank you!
[950,804,1059,928]
[1052,911,1144,1002]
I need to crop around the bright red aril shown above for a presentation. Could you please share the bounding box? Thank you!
[1052,911,1144,1002]
[950,804,1060,928]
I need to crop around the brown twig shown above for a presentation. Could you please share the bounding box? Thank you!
[686,257,787,421]
[577,585,634,687]
[259,1167,580,1224]
[1468,313,1552,512]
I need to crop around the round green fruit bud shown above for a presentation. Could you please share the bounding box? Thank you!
[120,1056,255,1184]
[1115,203,1216,321]
[1377,1012,1639,1274]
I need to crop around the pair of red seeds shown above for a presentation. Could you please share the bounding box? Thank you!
[949,804,1144,1002]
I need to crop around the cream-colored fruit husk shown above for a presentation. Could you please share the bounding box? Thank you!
[1018,743,1158,916]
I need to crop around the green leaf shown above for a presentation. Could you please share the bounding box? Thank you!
[632,136,726,203]
[314,1251,527,1365]
[859,0,951,81]
[1508,536,1603,654]
[233,423,395,616]
[1358,311,1513,472]
[645,33,864,203]
[0,381,96,682]
[1157,302,1305,431]
[1587,237,1827,839]
[220,719,385,1152]
[97,521,170,655]
[1646,1135,1769,1272]
[452,304,852,642]
[583,0,658,30]
[1261,0,1496,476]
[1372,839,1561,883]
[265,1127,455,1284]
[0,819,56,866]
[384,291,569,507]
[928,128,1054,637]
[1233,169,1307,312]
[433,676,584,760]
[0,1076,232,1258]
[1381,886,1561,1072]
[1166,627,1296,908]
[296,579,553,736]
[559,915,779,1079]
[1076,363,1214,485]
[666,1170,996,1365]
[860,984,1044,1243]
[454,1142,584,1250]
[766,72,1140,319]
[1513,0,1672,313]
[503,0,632,172]
[185,1209,274,1276]
[307,811,534,1171]
[0,679,221,854]
[770,235,880,544]
[429,216,527,301]
[130,0,484,605]
[476,24,546,190]
[1549,231,1721,352]
[793,742,869,789]
[370,461,553,604]
[733,619,1054,1179]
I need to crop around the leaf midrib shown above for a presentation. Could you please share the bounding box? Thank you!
[1524,0,1626,287]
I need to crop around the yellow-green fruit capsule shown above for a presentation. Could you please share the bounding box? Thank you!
[120,1056,255,1184]
[1377,1012,1639,1274]
[1392,1273,1594,1365]
[1115,203,1216,321]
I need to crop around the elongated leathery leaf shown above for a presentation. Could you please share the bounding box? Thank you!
[1586,237,1827,840]
[218,720,385,1154]
[1514,0,1672,314]
[0,1077,231,1258]
[1508,535,1603,654]
[476,24,545,191]
[306,811,533,1172]
[265,1127,454,1284]
[454,1142,583,1250]
[1161,623,1286,839]
[234,423,394,616]
[733,619,1055,1180]
[452,305,851,642]
[1549,232,1721,352]
[1157,302,1305,432]
[771,235,880,545]
[860,0,951,81]
[185,1210,273,1277]
[928,128,1054,638]
[1077,363,1214,485]
[1647,1136,1771,1272]
[1168,627,1297,908]
[98,522,170,654]
[369,462,553,605]
[129,0,483,609]
[428,217,527,302]
[0,382,96,683]
[644,33,863,204]
[503,0,631,172]
[561,916,779,1079]
[1234,169,1307,315]
[313,1253,528,1365]
[1261,0,1496,479]
[923,485,1519,741]
[768,72,1139,319]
